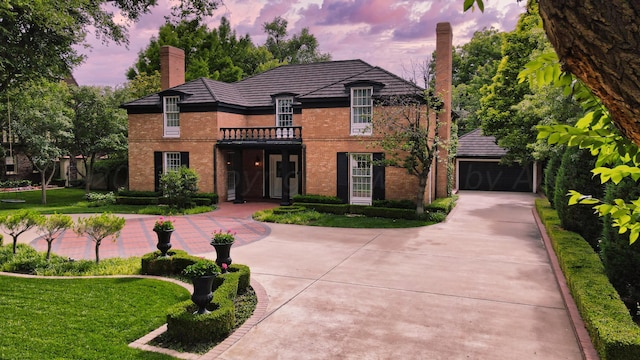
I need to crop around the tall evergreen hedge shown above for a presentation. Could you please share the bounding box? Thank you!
[544,146,564,207]
[553,146,604,250]
[601,178,640,318]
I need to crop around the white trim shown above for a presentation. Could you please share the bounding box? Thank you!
[275,97,293,127]
[350,87,372,136]
[349,153,372,205]
[163,96,180,138]
[164,152,181,173]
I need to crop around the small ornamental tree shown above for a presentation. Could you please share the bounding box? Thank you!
[160,167,199,209]
[74,213,125,264]
[0,209,44,254]
[35,213,74,261]
[368,60,443,216]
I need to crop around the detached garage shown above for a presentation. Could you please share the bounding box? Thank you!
[456,129,538,192]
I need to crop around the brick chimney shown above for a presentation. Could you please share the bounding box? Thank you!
[435,22,453,199]
[160,45,185,90]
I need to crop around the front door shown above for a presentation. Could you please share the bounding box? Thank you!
[269,154,299,199]
[226,154,236,201]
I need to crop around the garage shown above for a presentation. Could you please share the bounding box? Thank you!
[456,129,537,192]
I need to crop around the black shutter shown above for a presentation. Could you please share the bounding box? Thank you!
[337,152,349,203]
[180,152,189,168]
[154,152,163,192]
[372,152,385,200]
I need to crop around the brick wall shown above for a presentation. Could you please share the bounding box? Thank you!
[128,112,218,193]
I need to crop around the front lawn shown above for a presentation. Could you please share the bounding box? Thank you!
[0,275,188,359]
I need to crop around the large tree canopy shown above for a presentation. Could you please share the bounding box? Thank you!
[466,0,640,145]
[0,0,218,93]
[538,1,640,146]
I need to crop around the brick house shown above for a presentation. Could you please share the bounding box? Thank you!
[122,23,453,205]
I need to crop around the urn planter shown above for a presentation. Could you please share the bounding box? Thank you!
[191,275,216,315]
[211,243,233,272]
[153,229,174,257]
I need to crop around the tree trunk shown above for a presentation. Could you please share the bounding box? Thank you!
[95,240,101,264]
[40,171,47,205]
[46,241,52,261]
[84,155,94,194]
[538,0,640,144]
[416,173,428,215]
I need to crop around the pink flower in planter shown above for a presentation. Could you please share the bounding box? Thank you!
[222,263,228,270]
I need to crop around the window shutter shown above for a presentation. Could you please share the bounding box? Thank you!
[337,152,349,203]
[373,153,385,200]
[180,152,189,168]
[154,152,163,192]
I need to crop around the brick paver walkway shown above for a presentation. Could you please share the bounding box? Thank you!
[29,202,278,260]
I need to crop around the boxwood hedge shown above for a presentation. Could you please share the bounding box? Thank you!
[535,198,640,359]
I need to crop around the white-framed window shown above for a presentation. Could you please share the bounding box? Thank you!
[163,96,180,137]
[5,155,16,175]
[350,153,372,205]
[164,152,181,173]
[350,87,373,135]
[276,97,293,127]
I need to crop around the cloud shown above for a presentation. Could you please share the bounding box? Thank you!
[72,0,526,87]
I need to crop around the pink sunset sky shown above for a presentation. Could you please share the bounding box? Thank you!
[73,0,526,87]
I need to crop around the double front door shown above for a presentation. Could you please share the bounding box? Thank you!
[269,154,298,199]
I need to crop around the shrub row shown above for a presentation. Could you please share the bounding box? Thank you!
[117,190,161,197]
[116,192,218,206]
[295,202,447,222]
[292,194,343,204]
[166,264,250,344]
[141,249,201,276]
[425,196,457,214]
[0,179,32,189]
[535,198,640,360]
[141,251,251,344]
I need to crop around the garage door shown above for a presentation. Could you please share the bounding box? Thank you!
[458,161,533,192]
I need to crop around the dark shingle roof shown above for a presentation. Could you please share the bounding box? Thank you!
[122,60,422,111]
[457,128,507,158]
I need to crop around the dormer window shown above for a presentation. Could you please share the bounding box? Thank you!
[350,87,372,135]
[276,97,293,127]
[163,95,180,137]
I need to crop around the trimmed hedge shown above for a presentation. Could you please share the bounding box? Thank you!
[373,199,415,209]
[294,202,450,222]
[535,198,640,359]
[426,196,457,214]
[166,264,250,344]
[141,250,203,276]
[272,206,305,214]
[292,194,343,204]
[116,196,160,206]
[116,190,161,197]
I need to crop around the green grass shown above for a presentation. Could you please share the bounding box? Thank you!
[0,188,214,215]
[253,209,435,228]
[0,276,189,360]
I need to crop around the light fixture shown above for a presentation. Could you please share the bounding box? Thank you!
[254,155,261,167]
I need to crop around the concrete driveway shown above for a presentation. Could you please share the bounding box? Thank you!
[202,191,584,359]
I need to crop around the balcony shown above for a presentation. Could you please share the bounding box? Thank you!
[219,126,302,145]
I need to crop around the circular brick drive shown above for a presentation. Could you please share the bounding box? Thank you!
[30,202,277,261]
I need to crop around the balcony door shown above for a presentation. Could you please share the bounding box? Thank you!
[269,154,298,199]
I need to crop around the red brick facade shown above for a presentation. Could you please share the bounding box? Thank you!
[127,24,452,204]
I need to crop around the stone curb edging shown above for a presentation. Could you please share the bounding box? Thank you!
[532,209,600,360]
[0,271,269,360]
